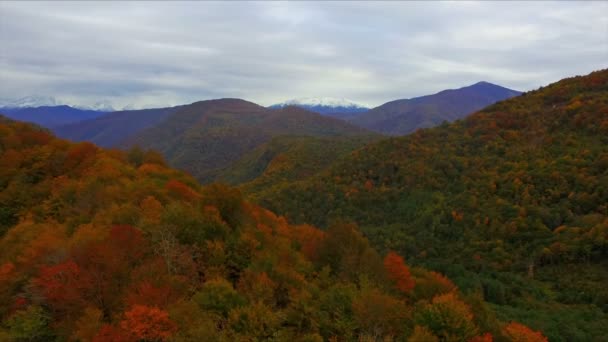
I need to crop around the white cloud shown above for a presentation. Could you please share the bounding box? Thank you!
[0,1,606,108]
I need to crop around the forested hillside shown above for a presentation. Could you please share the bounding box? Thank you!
[0,116,551,341]
[249,70,608,340]
[219,135,380,188]
[124,99,374,183]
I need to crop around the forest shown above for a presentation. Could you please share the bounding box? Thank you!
[244,70,608,341]
[0,116,549,341]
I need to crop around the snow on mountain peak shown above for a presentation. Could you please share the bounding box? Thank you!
[0,95,58,108]
[74,100,115,112]
[275,97,369,109]
[0,95,117,112]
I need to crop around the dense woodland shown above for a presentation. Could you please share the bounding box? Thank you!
[0,117,550,341]
[122,100,372,183]
[245,70,608,341]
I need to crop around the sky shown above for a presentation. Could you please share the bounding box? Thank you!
[0,1,606,109]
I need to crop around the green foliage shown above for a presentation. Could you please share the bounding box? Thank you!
[317,222,383,283]
[221,135,379,189]
[193,278,246,317]
[414,293,478,341]
[3,306,53,341]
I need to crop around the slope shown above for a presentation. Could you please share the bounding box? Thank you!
[52,106,182,147]
[0,117,548,341]
[251,70,608,340]
[218,134,381,188]
[350,81,521,135]
[125,99,375,183]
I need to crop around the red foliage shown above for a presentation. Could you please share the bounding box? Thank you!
[20,130,53,146]
[92,324,134,342]
[10,297,29,315]
[0,262,15,284]
[34,260,91,313]
[165,179,200,202]
[470,332,493,342]
[120,305,177,341]
[64,142,98,171]
[71,225,147,315]
[108,225,146,261]
[383,251,415,294]
[291,224,326,262]
[126,281,174,309]
[503,322,548,342]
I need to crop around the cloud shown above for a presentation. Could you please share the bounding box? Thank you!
[0,1,606,108]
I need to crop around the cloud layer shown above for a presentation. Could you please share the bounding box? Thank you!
[1,1,606,108]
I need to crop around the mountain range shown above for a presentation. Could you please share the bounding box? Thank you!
[0,70,606,340]
[52,106,183,147]
[348,81,521,135]
[269,97,369,117]
[4,81,520,185]
[0,105,108,128]
[0,96,116,111]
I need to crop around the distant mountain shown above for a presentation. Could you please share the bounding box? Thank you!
[0,95,58,108]
[349,81,521,135]
[74,100,116,112]
[0,105,107,128]
[1,95,117,112]
[125,99,375,182]
[52,106,182,147]
[269,97,369,117]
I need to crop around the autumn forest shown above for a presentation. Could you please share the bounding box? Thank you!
[1,2,607,340]
[1,68,606,341]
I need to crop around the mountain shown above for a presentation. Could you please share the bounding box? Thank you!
[125,99,375,183]
[269,97,369,117]
[53,106,182,147]
[0,95,58,108]
[0,116,550,341]
[1,96,118,112]
[245,70,608,340]
[74,100,116,112]
[0,105,108,128]
[218,134,381,188]
[349,81,521,135]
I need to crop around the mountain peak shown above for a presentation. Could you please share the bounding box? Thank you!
[269,97,369,115]
[0,95,58,108]
[279,97,368,108]
[467,81,519,92]
[74,100,115,112]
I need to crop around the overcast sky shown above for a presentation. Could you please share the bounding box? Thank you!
[0,1,606,109]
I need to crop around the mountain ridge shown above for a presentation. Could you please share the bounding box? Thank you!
[123,98,376,182]
[348,81,522,135]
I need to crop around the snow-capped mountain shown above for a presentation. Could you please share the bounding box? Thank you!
[0,96,115,112]
[74,100,115,112]
[269,97,369,116]
[0,95,58,108]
